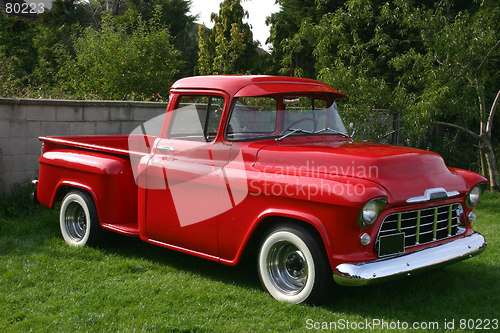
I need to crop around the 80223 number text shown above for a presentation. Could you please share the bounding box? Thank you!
[5,2,45,14]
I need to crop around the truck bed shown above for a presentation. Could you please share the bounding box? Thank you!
[37,135,157,237]
[39,134,156,157]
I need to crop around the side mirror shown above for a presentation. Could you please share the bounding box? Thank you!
[349,122,356,138]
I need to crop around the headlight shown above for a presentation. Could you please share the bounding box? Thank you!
[466,183,487,208]
[358,198,387,228]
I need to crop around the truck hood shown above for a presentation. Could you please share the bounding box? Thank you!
[253,139,467,204]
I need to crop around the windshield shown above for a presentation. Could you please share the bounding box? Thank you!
[226,95,347,141]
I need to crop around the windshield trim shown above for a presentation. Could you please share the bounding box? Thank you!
[227,131,351,142]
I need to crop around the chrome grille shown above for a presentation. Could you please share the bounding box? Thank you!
[375,203,464,254]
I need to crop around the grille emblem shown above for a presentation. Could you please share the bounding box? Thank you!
[406,188,460,203]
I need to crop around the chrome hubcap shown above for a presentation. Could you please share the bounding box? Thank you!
[65,202,87,241]
[267,241,308,295]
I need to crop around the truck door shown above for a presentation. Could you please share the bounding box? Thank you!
[144,93,230,257]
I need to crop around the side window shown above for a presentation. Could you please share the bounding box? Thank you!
[168,95,224,142]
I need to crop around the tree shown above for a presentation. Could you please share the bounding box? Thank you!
[303,1,410,139]
[398,2,499,190]
[30,0,93,90]
[197,0,265,75]
[125,0,198,77]
[61,8,183,100]
[212,22,247,74]
[284,0,499,190]
[0,12,37,96]
[0,0,197,99]
[266,0,344,77]
[197,24,214,75]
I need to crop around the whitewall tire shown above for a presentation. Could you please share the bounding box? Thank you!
[257,224,331,304]
[59,190,103,247]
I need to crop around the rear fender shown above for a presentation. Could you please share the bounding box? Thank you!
[37,150,138,226]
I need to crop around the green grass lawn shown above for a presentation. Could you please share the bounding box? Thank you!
[0,186,499,332]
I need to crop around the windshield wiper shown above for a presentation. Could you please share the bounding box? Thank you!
[314,127,349,138]
[275,128,313,141]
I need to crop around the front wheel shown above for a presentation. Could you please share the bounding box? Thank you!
[257,224,332,304]
[59,190,103,247]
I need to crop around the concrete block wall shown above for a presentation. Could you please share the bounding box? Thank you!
[0,98,168,192]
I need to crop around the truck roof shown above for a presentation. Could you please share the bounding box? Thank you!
[171,75,347,98]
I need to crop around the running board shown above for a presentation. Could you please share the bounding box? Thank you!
[102,223,139,236]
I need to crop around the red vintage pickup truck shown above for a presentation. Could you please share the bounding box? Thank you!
[33,75,487,304]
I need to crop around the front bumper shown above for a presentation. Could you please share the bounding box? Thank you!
[334,232,486,286]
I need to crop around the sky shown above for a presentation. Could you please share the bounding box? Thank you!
[189,0,281,51]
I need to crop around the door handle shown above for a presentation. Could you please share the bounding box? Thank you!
[157,145,175,154]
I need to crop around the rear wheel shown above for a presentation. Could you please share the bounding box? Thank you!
[257,224,332,304]
[59,190,103,247]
